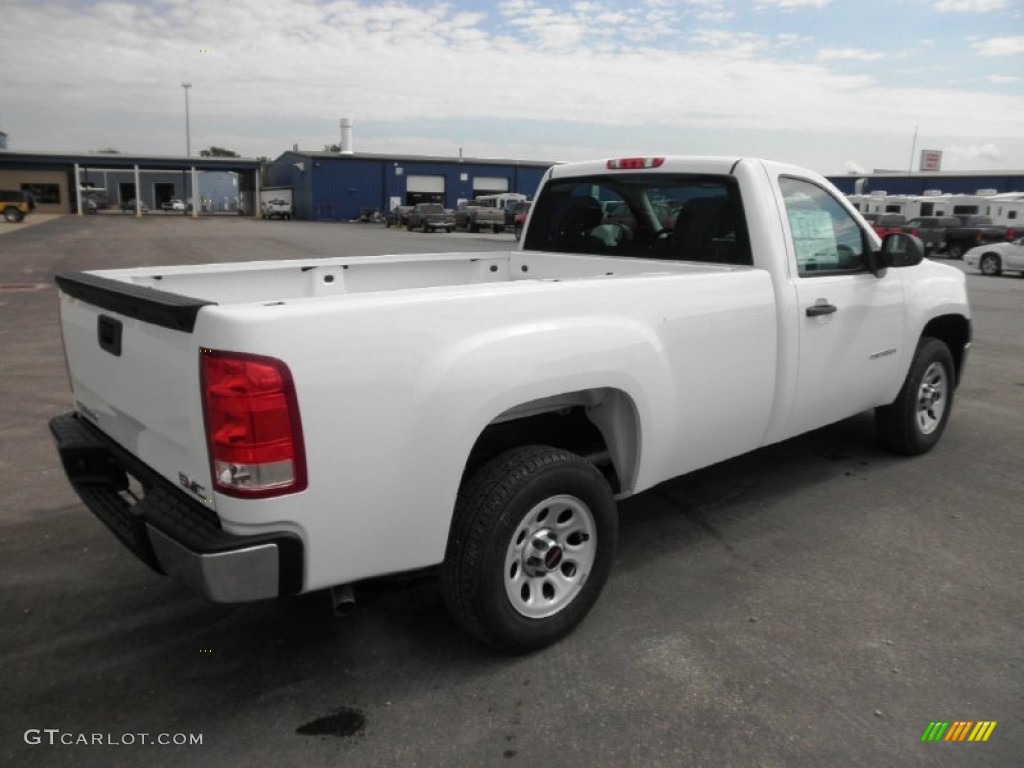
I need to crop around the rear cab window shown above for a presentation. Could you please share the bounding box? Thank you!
[522,173,752,265]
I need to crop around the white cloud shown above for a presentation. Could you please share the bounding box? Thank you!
[755,0,830,9]
[817,48,886,62]
[934,0,1008,12]
[0,0,1022,174]
[946,143,1004,165]
[973,36,1024,55]
[987,74,1019,83]
[776,33,813,47]
[696,10,735,22]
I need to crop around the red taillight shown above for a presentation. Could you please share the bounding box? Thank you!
[910,228,919,237]
[607,157,665,170]
[200,349,306,498]
[1007,228,1016,239]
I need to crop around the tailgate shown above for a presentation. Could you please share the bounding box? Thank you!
[55,272,216,504]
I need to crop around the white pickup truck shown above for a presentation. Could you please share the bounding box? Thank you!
[50,156,971,652]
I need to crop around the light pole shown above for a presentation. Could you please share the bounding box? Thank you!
[181,82,192,156]
[181,82,192,215]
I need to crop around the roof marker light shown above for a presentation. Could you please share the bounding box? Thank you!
[607,158,665,170]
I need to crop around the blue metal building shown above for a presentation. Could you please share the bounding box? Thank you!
[826,170,1024,197]
[266,151,554,221]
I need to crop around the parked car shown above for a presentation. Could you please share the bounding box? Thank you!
[901,216,961,256]
[406,203,454,233]
[455,202,505,233]
[964,238,1024,277]
[943,215,1016,260]
[121,199,149,214]
[387,206,413,228]
[865,213,906,238]
[261,198,293,220]
[0,189,30,222]
[161,199,187,212]
[512,201,532,241]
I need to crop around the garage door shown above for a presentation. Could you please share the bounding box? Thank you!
[473,176,508,195]
[406,174,445,205]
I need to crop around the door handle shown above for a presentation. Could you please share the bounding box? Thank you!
[806,302,838,317]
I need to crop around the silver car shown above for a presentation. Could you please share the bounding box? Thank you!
[964,237,1024,277]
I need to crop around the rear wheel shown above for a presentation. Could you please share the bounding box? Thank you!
[440,445,617,653]
[876,337,955,455]
[979,253,1002,276]
[946,243,965,259]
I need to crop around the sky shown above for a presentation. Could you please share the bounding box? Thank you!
[0,0,1022,175]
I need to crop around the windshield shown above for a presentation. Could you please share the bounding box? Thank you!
[522,173,751,265]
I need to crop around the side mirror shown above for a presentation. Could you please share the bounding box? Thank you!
[881,232,925,269]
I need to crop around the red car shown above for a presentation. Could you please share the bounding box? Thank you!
[512,201,532,241]
[863,212,906,237]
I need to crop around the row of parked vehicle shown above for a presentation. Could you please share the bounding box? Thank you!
[863,212,1017,259]
[386,200,533,235]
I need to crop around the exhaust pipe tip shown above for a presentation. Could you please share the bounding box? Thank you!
[330,583,356,617]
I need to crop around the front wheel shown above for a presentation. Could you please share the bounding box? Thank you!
[979,253,1002,276]
[4,208,24,223]
[440,445,617,653]
[876,337,956,455]
[946,243,965,259]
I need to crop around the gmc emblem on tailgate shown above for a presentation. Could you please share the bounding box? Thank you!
[178,472,210,503]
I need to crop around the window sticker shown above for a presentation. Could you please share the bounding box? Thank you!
[788,209,838,271]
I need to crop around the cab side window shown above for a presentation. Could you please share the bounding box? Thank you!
[780,177,869,276]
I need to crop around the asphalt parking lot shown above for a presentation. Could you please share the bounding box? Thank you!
[1,215,1021,767]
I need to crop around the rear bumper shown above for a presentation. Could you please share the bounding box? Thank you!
[49,412,303,602]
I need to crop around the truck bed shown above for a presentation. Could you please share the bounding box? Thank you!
[58,250,744,308]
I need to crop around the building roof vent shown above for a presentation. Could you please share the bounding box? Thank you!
[340,118,353,155]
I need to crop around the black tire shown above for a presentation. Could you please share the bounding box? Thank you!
[446,227,453,234]
[468,220,478,233]
[422,221,429,233]
[979,253,1002,276]
[4,208,24,223]
[493,225,503,234]
[875,337,956,455]
[440,445,618,653]
[946,243,965,259]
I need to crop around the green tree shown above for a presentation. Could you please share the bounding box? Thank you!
[199,146,240,157]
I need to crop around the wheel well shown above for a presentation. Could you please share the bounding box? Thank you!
[922,314,971,385]
[464,389,639,495]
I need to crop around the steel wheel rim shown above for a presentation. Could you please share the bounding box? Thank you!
[916,362,949,435]
[504,495,597,619]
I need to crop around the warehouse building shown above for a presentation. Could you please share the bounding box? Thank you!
[265,150,553,221]
[827,169,1024,197]
[0,151,260,214]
